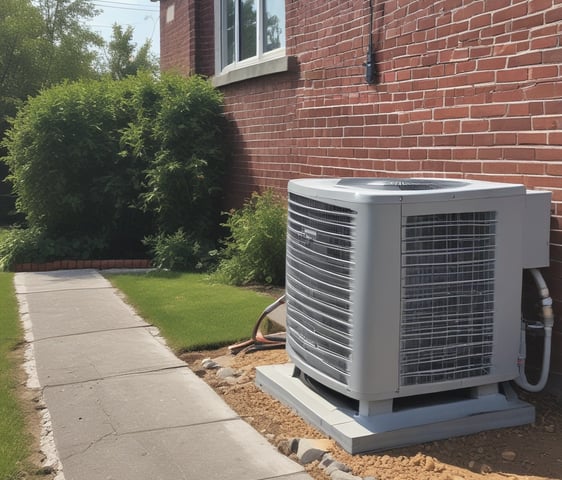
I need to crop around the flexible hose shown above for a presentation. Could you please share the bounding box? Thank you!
[229,295,286,354]
[514,268,554,392]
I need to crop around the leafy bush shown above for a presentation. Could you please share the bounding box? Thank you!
[1,73,227,269]
[212,190,287,286]
[143,229,213,272]
[0,227,42,271]
[2,77,148,247]
[0,227,106,271]
[139,75,227,238]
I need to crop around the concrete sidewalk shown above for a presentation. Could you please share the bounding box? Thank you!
[15,269,310,480]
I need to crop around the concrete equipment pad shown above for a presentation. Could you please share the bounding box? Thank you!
[256,363,536,454]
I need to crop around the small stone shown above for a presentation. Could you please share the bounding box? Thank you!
[222,376,238,385]
[320,453,351,474]
[216,367,237,379]
[481,463,492,473]
[235,374,250,384]
[298,447,324,464]
[544,424,555,433]
[326,463,351,475]
[202,358,218,369]
[278,438,299,456]
[35,466,55,475]
[290,438,299,453]
[501,450,517,461]
[297,438,333,464]
[319,453,334,468]
[329,471,362,480]
[424,457,436,471]
[277,440,293,456]
[468,461,492,474]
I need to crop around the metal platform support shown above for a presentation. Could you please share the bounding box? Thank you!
[256,363,535,454]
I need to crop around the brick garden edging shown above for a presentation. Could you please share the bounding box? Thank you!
[14,259,151,272]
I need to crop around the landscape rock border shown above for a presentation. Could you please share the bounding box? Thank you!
[14,259,151,272]
[201,355,377,480]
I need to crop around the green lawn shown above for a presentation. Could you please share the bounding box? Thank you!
[0,272,31,479]
[106,271,277,352]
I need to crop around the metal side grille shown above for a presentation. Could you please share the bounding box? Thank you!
[400,211,497,386]
[286,193,356,386]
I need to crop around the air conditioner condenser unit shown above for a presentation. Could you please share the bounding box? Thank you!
[256,177,551,453]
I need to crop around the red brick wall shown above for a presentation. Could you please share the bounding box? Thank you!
[159,0,562,382]
[195,2,215,77]
[159,0,195,75]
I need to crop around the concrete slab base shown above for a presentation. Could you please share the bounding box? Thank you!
[256,363,535,454]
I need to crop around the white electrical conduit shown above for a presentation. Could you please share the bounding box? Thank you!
[514,268,555,392]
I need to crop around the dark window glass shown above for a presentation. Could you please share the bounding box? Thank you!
[263,0,285,52]
[239,0,256,60]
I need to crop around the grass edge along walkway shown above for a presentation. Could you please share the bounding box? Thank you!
[106,271,277,353]
[0,272,34,480]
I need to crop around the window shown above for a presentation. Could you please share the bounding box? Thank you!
[216,0,285,73]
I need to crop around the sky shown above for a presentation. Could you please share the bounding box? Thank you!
[87,0,160,57]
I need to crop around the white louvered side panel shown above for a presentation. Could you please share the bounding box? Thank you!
[286,193,357,387]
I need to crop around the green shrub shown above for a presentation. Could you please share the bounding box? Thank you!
[0,227,42,271]
[143,229,213,272]
[1,73,227,267]
[4,79,126,235]
[213,190,287,286]
[2,77,150,251]
[139,75,227,239]
[0,227,106,270]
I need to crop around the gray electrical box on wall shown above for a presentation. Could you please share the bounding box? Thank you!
[523,190,551,268]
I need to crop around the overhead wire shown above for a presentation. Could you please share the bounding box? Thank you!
[92,1,159,13]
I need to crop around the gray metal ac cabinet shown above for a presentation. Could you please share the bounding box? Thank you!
[284,178,551,411]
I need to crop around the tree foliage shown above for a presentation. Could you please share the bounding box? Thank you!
[0,0,102,130]
[0,0,105,223]
[0,1,45,129]
[105,24,158,80]
[34,0,103,84]
[1,74,226,269]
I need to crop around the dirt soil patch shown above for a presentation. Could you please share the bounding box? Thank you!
[14,343,57,480]
[181,347,562,480]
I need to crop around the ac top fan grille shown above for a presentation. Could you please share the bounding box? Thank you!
[286,194,357,386]
[400,211,497,386]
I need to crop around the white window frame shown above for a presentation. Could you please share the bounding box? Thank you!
[213,0,288,86]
